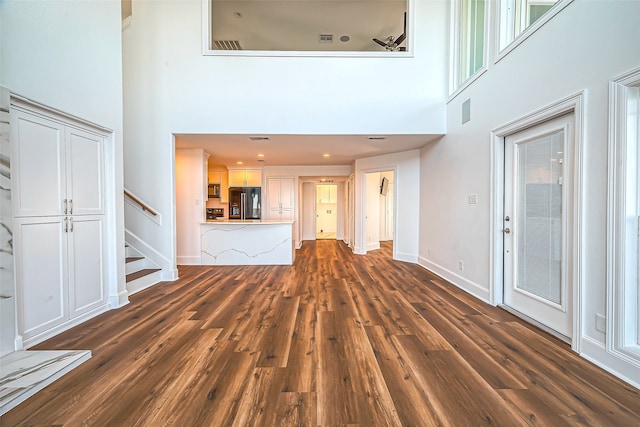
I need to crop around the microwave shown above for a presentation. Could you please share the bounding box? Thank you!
[208,183,221,198]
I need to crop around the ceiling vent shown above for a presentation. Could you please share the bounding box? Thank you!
[213,40,242,50]
[319,34,333,43]
[368,136,387,141]
[249,136,270,141]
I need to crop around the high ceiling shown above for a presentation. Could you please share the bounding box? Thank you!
[211,0,408,52]
[174,133,442,167]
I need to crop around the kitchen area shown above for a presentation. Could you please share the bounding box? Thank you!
[175,148,295,266]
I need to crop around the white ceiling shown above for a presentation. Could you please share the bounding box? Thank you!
[174,133,442,167]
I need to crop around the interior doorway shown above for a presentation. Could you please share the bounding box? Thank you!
[316,184,337,239]
[363,170,395,255]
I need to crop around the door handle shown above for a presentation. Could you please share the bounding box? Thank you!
[503,228,511,234]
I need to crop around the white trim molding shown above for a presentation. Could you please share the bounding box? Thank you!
[606,66,640,368]
[490,91,585,353]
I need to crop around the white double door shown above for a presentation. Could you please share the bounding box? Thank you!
[503,114,574,340]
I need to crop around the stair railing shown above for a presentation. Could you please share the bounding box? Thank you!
[124,189,158,216]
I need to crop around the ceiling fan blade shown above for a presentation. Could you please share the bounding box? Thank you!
[394,33,406,46]
[373,38,388,48]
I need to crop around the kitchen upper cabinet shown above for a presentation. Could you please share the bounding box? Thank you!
[267,177,295,220]
[208,169,229,203]
[12,110,104,218]
[317,185,337,204]
[229,168,262,187]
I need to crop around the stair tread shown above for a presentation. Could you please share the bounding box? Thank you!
[126,268,161,283]
[125,257,144,263]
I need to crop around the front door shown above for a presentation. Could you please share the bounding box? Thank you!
[503,113,573,339]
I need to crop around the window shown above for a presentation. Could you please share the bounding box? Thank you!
[498,0,573,56]
[449,0,487,94]
[608,68,640,365]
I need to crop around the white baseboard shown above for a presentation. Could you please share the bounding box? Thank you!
[22,305,109,349]
[580,336,640,390]
[417,256,490,303]
[108,290,130,309]
[366,242,381,251]
[395,251,418,263]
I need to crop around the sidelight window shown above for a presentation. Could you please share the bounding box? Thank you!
[449,0,487,95]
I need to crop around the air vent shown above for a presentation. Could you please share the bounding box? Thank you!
[319,34,333,43]
[368,136,387,141]
[213,40,242,50]
[249,136,270,141]
[257,159,265,163]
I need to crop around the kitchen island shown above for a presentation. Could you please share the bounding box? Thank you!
[201,219,295,265]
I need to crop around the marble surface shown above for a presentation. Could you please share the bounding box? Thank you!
[0,350,91,415]
[201,221,295,265]
[202,219,295,225]
[1,86,14,358]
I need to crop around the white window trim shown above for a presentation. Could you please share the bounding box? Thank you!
[200,0,414,58]
[448,0,489,98]
[495,0,574,63]
[607,66,640,367]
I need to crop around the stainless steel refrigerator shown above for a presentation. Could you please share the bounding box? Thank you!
[229,187,261,220]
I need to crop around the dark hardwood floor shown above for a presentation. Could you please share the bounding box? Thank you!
[2,240,639,426]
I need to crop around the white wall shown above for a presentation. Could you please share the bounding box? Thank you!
[176,148,208,264]
[419,0,640,386]
[1,0,126,314]
[122,0,446,273]
[355,150,420,262]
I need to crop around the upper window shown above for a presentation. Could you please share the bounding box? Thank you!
[498,0,574,56]
[205,0,410,56]
[449,0,487,94]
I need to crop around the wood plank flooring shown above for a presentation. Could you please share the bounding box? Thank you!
[2,240,639,426]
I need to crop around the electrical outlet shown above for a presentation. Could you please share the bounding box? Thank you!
[458,260,464,271]
[595,314,606,333]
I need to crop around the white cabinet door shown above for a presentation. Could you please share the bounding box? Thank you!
[267,178,282,210]
[67,127,104,215]
[228,169,245,187]
[68,216,106,318]
[245,169,262,187]
[280,178,295,210]
[12,110,66,217]
[14,217,68,339]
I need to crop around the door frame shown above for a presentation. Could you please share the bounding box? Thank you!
[358,167,398,258]
[490,91,585,352]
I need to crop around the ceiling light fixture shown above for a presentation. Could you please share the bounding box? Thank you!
[323,153,330,157]
[340,35,350,43]
[257,154,265,157]
[237,161,243,165]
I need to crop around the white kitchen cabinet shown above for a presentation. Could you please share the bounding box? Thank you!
[267,177,295,220]
[228,169,262,187]
[11,107,108,347]
[317,185,337,204]
[12,110,104,217]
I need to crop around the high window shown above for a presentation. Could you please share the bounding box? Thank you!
[498,0,574,56]
[449,0,487,94]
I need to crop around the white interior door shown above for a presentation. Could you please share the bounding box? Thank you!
[301,182,316,240]
[503,113,573,339]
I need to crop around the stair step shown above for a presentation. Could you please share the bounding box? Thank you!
[126,268,161,283]
[126,257,144,263]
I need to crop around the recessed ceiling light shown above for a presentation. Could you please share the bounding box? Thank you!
[237,161,243,165]
[340,35,350,43]
[257,154,265,157]
[323,153,330,157]
[234,12,242,18]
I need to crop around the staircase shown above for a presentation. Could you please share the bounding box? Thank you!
[125,244,162,294]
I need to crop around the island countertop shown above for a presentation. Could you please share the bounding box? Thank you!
[200,220,295,265]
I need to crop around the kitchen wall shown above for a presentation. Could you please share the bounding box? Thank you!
[176,148,208,264]
[419,0,640,386]
[1,1,127,311]
[122,0,447,276]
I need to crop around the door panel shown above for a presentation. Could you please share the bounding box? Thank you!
[67,127,104,215]
[12,110,66,217]
[15,217,68,338]
[69,216,106,317]
[504,114,573,339]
